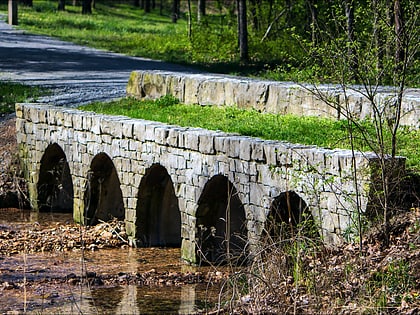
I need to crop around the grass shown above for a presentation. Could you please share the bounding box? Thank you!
[1,1,193,66]
[0,81,47,115]
[80,96,420,173]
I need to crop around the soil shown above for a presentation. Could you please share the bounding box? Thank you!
[1,115,419,314]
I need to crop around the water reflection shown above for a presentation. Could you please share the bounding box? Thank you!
[49,284,219,314]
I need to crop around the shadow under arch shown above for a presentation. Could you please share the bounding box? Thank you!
[136,164,181,247]
[196,175,248,264]
[265,191,318,241]
[37,143,73,213]
[84,153,124,225]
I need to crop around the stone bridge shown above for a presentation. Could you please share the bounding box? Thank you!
[16,103,405,264]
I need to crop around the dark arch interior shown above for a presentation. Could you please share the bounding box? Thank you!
[37,143,74,213]
[265,191,317,240]
[196,175,247,264]
[136,164,181,247]
[84,153,124,225]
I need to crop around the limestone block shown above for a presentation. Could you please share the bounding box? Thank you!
[165,74,184,101]
[227,137,241,158]
[181,238,196,264]
[126,71,142,97]
[122,121,134,138]
[249,182,266,206]
[29,107,40,123]
[72,114,83,131]
[154,126,169,145]
[266,83,290,114]
[214,136,227,153]
[15,103,24,118]
[197,78,226,106]
[90,116,101,135]
[63,111,74,128]
[101,118,123,139]
[144,123,159,141]
[133,120,146,141]
[167,128,181,147]
[142,71,167,99]
[183,129,200,151]
[263,142,279,165]
[184,76,203,104]
[198,133,215,154]
[238,137,252,161]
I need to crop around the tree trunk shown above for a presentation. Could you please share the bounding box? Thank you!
[307,0,318,45]
[172,0,180,23]
[249,0,260,31]
[73,0,80,5]
[394,0,405,73]
[187,0,192,38]
[372,0,384,72]
[144,0,151,13]
[197,0,205,22]
[237,0,248,62]
[58,0,65,11]
[345,0,358,78]
[82,0,92,14]
[134,0,140,7]
[8,0,18,25]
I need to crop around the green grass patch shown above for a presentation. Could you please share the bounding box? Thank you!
[0,81,47,115]
[80,96,420,172]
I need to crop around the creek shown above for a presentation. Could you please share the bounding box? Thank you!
[0,210,225,314]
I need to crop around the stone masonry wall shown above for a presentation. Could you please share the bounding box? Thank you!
[15,103,405,263]
[127,70,420,129]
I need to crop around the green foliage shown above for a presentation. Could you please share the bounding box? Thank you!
[3,1,416,84]
[79,97,419,173]
[369,259,414,306]
[0,81,47,115]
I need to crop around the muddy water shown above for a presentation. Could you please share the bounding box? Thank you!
[0,210,225,314]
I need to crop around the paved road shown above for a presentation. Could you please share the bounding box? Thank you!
[0,16,198,106]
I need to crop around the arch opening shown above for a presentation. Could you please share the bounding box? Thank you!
[37,143,73,213]
[265,191,318,241]
[136,164,181,247]
[196,175,248,265]
[84,153,124,225]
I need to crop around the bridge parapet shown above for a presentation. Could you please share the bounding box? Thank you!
[16,103,405,263]
[127,70,420,129]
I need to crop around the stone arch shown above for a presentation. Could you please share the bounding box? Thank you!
[265,191,317,240]
[37,143,73,213]
[136,164,181,247]
[84,153,124,225]
[196,175,248,264]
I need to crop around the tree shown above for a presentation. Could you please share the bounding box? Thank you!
[172,0,180,23]
[301,0,419,248]
[237,0,249,62]
[144,0,151,13]
[344,0,358,78]
[58,0,65,11]
[82,0,92,14]
[197,0,205,23]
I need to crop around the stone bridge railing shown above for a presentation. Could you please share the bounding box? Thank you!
[127,70,420,129]
[16,103,405,264]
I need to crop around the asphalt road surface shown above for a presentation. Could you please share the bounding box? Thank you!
[0,15,198,106]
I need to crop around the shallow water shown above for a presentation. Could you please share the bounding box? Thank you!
[0,210,224,314]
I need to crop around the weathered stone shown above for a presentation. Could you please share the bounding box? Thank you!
[16,103,407,265]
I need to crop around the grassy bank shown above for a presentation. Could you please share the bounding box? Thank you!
[0,81,46,115]
[80,96,420,172]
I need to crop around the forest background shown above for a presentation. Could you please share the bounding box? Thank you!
[1,0,418,88]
